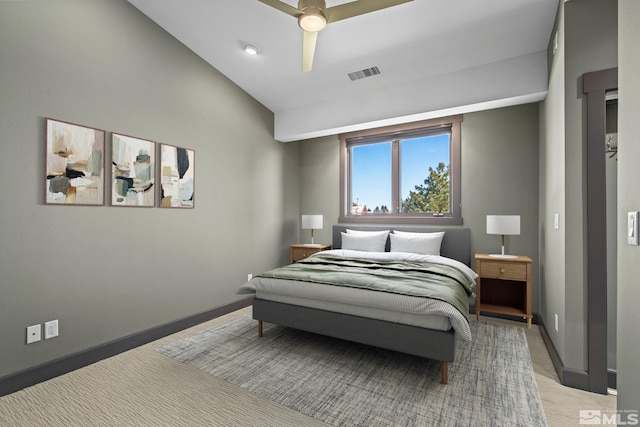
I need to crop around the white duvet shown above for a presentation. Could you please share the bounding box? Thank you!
[238,250,477,341]
[319,249,478,285]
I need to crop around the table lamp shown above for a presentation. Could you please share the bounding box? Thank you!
[302,214,323,246]
[487,215,520,258]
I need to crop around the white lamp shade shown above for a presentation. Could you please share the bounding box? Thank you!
[302,215,323,230]
[487,215,520,235]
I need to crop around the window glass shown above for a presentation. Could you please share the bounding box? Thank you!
[400,134,450,214]
[350,142,391,214]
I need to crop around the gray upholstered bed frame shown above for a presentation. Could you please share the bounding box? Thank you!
[252,225,471,384]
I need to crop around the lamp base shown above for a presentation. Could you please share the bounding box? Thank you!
[489,254,518,259]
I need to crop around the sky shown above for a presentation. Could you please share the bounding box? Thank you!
[351,134,450,211]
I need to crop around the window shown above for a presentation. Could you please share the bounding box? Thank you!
[339,115,462,225]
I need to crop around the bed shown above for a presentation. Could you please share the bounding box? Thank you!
[238,225,475,384]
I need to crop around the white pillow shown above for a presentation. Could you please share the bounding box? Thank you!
[389,231,445,255]
[346,229,390,236]
[392,230,442,238]
[341,232,388,252]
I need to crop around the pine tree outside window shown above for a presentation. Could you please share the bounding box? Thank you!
[339,115,462,225]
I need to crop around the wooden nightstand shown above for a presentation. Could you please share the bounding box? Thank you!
[290,244,331,263]
[475,253,533,328]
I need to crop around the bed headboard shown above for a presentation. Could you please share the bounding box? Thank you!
[332,225,471,266]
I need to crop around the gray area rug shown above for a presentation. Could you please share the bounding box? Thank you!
[157,314,547,426]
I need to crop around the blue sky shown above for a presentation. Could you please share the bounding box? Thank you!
[351,134,450,210]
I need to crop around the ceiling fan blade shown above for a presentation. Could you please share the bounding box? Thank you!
[325,0,413,23]
[257,0,301,18]
[302,30,318,72]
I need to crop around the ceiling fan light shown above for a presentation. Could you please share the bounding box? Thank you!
[299,11,326,32]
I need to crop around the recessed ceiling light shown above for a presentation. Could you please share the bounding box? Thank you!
[244,43,259,55]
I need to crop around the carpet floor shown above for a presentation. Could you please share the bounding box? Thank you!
[157,314,547,426]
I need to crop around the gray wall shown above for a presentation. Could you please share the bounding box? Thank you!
[460,104,539,288]
[297,136,339,246]
[539,0,567,363]
[539,0,617,374]
[562,0,618,372]
[0,1,299,378]
[298,104,541,311]
[617,0,640,412]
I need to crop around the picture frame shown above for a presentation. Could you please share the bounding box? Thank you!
[45,118,106,206]
[111,133,156,207]
[160,143,195,208]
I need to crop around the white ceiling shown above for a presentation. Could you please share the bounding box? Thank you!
[127,0,558,142]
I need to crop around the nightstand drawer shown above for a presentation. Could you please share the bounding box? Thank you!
[290,244,331,263]
[480,262,527,281]
[291,247,315,262]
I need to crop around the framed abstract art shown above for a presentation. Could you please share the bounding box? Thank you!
[160,143,195,208]
[111,133,156,207]
[45,118,105,205]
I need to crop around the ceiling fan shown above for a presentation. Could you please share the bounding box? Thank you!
[258,0,413,72]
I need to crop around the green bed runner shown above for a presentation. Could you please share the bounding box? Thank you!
[257,254,473,317]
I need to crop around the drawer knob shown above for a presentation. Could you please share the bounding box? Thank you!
[500,268,506,273]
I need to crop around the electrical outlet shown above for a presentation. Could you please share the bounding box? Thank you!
[27,324,41,344]
[247,274,253,281]
[555,314,559,332]
[44,320,59,339]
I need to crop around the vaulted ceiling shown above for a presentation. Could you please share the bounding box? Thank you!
[127,0,558,141]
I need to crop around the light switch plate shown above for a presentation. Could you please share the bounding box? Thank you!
[628,211,639,246]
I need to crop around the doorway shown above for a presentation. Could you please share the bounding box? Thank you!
[605,95,617,389]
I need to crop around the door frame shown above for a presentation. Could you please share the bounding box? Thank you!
[583,66,617,394]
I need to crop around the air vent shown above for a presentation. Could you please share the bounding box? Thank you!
[348,66,381,81]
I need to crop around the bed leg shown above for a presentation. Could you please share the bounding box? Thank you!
[441,361,449,384]
[258,320,263,337]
